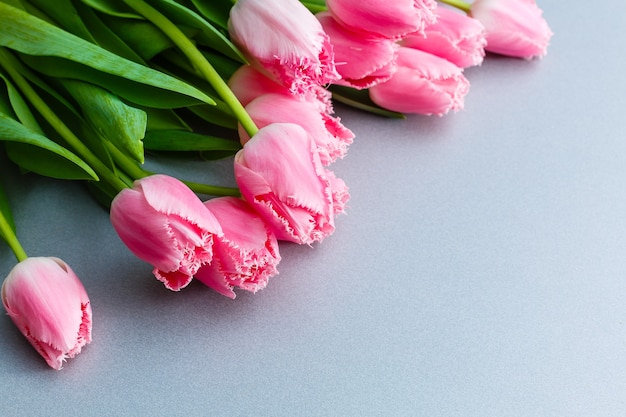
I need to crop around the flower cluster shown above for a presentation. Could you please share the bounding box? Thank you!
[0,0,552,369]
[317,0,552,115]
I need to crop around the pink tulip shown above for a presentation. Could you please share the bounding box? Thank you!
[234,123,348,244]
[469,0,553,59]
[369,47,470,116]
[325,0,437,39]
[110,175,222,291]
[401,7,487,68]
[1,257,92,370]
[228,0,340,95]
[238,93,353,165]
[195,197,281,299]
[317,12,399,89]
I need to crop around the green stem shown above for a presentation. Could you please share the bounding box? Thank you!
[105,141,148,182]
[0,210,27,262]
[106,141,240,197]
[438,0,471,13]
[180,180,241,197]
[122,0,259,138]
[0,48,128,193]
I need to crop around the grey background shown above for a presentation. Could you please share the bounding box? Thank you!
[1,1,626,416]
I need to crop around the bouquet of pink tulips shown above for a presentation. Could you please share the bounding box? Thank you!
[0,0,551,369]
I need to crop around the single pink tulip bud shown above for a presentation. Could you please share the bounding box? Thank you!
[195,197,281,299]
[369,47,470,116]
[402,7,487,68]
[317,12,399,89]
[325,0,437,39]
[234,123,348,245]
[110,174,222,291]
[228,0,340,96]
[469,0,553,59]
[2,257,92,370]
[238,93,354,166]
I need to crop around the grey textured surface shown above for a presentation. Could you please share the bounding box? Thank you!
[1,1,626,416]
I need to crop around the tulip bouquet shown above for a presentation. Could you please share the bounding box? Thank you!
[0,0,551,369]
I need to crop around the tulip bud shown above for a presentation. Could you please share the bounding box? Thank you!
[369,47,470,116]
[228,0,340,95]
[110,175,222,291]
[2,257,92,370]
[470,0,553,59]
[234,123,348,244]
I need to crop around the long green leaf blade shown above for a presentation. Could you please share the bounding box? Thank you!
[62,79,147,163]
[0,2,215,106]
[0,112,98,180]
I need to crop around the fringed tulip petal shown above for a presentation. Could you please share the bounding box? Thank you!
[1,257,92,370]
[195,197,280,298]
[234,123,346,244]
[228,0,340,95]
[110,175,222,291]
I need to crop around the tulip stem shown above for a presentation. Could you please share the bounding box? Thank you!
[437,0,471,13]
[105,141,241,197]
[0,48,129,193]
[0,210,27,262]
[121,0,259,138]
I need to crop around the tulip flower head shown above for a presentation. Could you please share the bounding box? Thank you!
[234,123,347,245]
[402,7,487,68]
[228,0,340,95]
[195,197,281,299]
[325,0,437,39]
[2,257,92,370]
[369,47,470,116]
[470,0,553,59]
[110,175,222,291]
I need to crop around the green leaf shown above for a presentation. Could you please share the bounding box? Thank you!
[188,0,231,30]
[74,0,146,64]
[143,129,240,152]
[143,107,191,131]
[20,54,208,109]
[300,1,327,13]
[0,112,98,180]
[148,0,245,62]
[27,0,97,43]
[329,85,406,119]
[62,79,146,163]
[0,69,44,133]
[79,0,142,19]
[98,15,196,60]
[0,2,215,106]
[187,101,237,129]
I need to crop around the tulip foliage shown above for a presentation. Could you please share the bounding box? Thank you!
[0,0,552,369]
